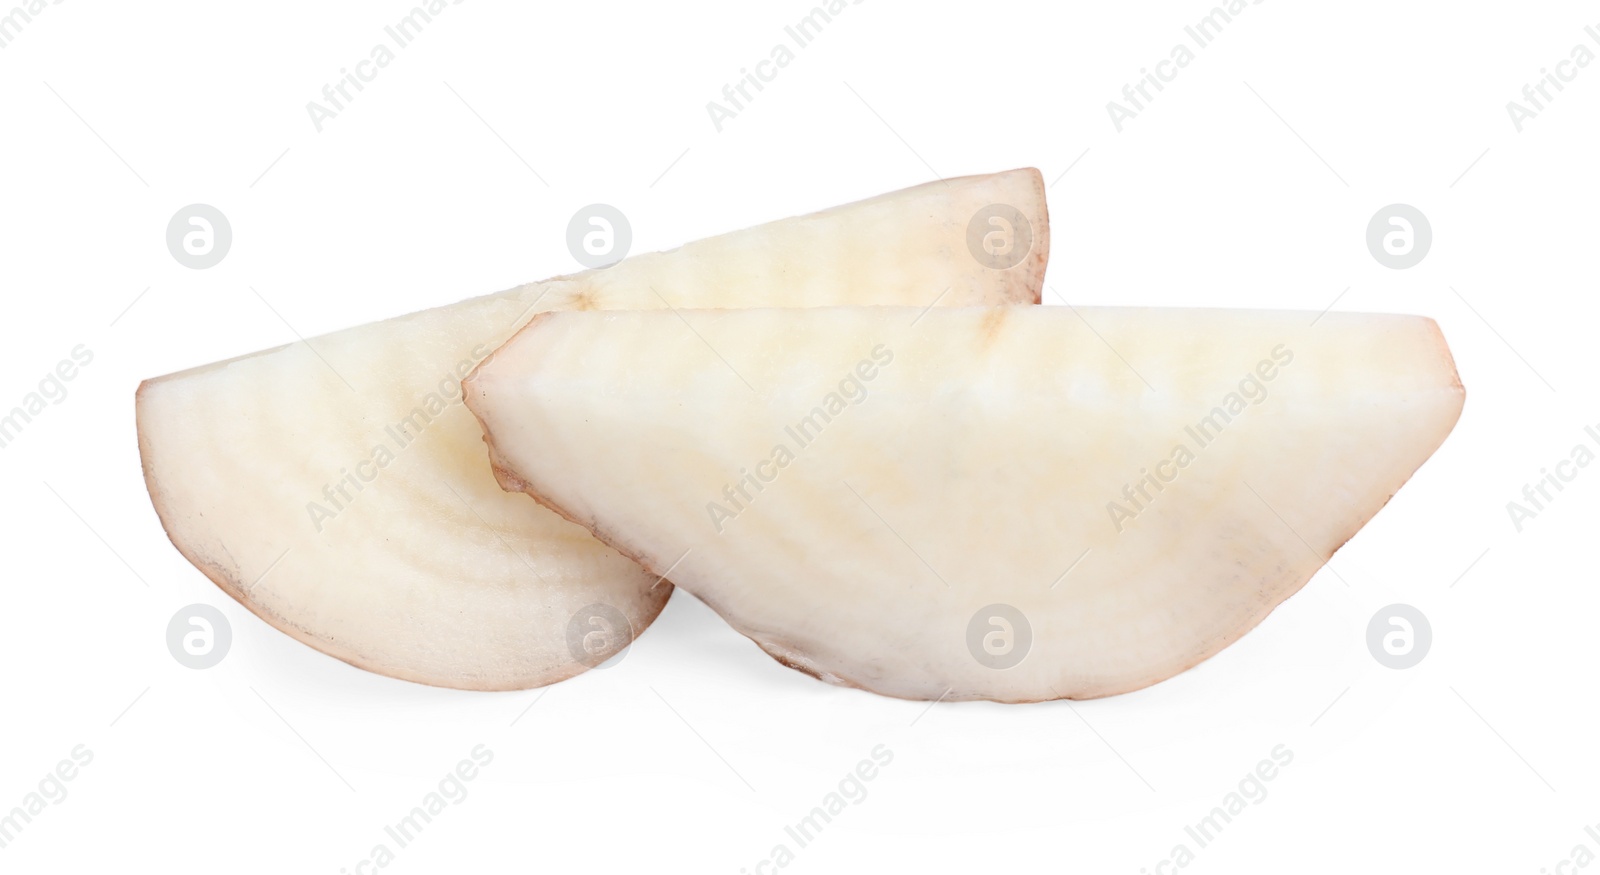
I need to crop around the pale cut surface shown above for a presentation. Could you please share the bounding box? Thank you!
[137,169,1048,691]
[467,306,1464,702]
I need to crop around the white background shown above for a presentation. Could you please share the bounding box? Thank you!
[2,1,1597,872]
